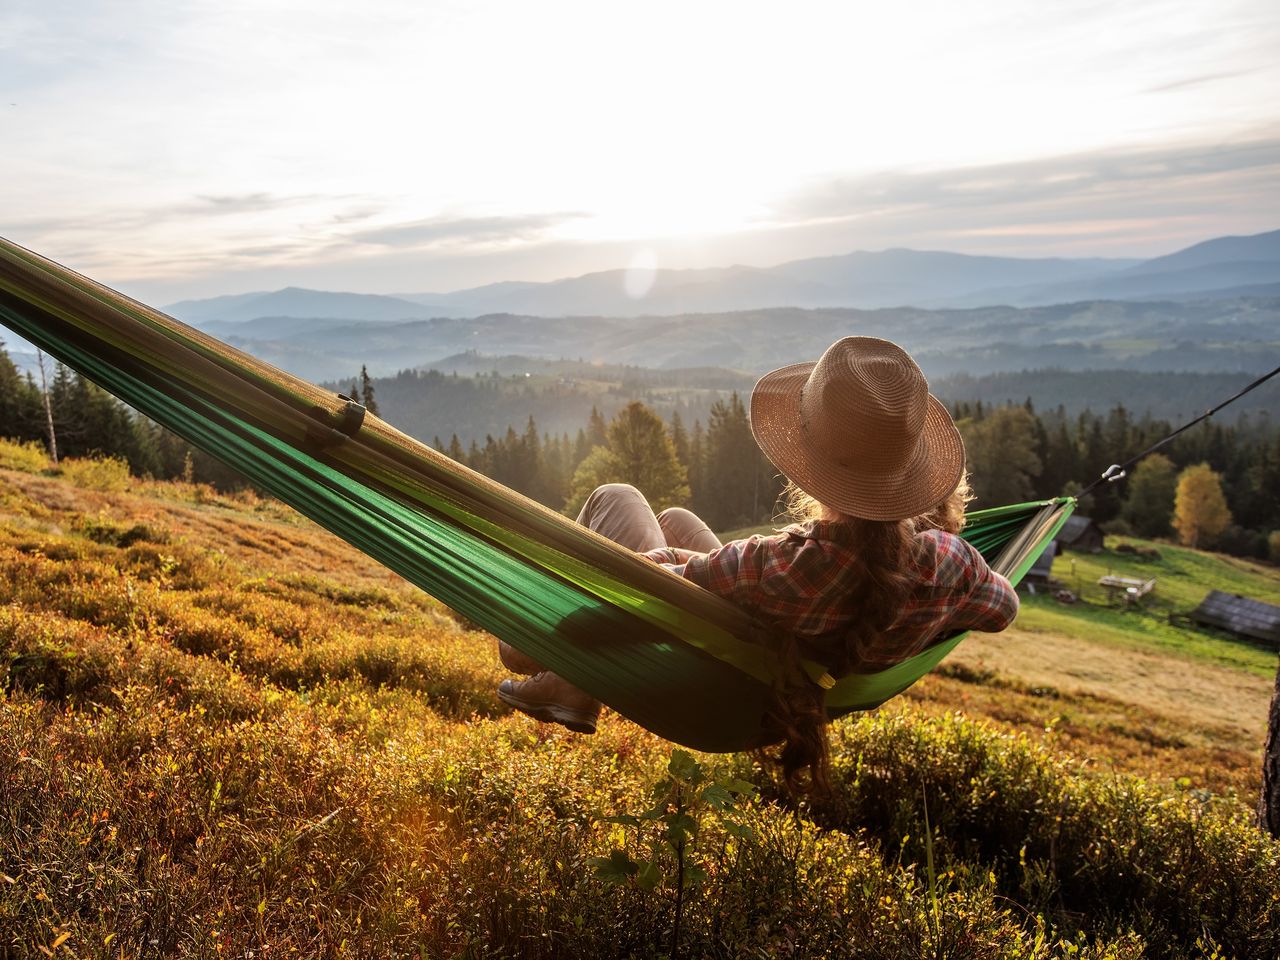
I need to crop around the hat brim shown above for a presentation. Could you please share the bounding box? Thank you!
[749,362,965,521]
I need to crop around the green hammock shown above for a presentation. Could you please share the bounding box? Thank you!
[0,237,1075,752]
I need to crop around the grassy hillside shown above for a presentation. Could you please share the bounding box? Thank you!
[1017,538,1279,676]
[1,454,1278,958]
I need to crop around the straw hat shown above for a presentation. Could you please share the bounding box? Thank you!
[749,337,965,521]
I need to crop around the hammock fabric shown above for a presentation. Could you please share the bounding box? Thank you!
[0,237,1075,752]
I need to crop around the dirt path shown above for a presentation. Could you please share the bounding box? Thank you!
[950,626,1274,754]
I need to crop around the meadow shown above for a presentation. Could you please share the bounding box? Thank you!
[1,444,1278,958]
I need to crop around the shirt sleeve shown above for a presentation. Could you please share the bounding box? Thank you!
[943,536,1019,633]
[641,546,680,566]
[675,536,770,606]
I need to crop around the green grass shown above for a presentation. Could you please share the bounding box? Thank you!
[1016,599,1276,676]
[1024,535,1280,675]
[1051,536,1280,609]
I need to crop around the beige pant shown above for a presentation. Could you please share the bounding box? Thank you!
[501,485,722,706]
[576,483,722,554]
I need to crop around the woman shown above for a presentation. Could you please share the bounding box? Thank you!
[497,337,1018,791]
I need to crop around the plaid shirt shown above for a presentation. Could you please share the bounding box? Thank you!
[645,521,1018,674]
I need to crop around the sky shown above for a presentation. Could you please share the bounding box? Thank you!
[1,0,1278,302]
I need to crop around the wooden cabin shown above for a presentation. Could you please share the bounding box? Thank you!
[1190,591,1280,648]
[1056,515,1104,554]
[1021,540,1058,591]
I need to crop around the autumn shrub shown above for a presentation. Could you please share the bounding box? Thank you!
[815,711,1280,958]
[0,437,50,473]
[0,605,117,703]
[58,455,133,492]
[0,637,1230,960]
[3,466,1275,958]
[75,513,169,548]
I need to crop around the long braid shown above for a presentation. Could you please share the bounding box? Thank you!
[761,480,967,796]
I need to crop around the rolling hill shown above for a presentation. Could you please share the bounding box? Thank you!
[176,296,1280,384]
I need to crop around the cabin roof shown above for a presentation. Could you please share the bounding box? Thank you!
[1058,515,1102,543]
[1190,590,1280,644]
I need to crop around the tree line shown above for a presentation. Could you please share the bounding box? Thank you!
[955,400,1278,558]
[3,338,1275,558]
[0,340,380,490]
[432,394,780,531]
[439,395,1280,558]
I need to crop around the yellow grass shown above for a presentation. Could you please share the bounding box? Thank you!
[1,462,1277,956]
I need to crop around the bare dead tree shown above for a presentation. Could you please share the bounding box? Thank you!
[36,348,58,465]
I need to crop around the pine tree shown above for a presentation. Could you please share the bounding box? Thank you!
[565,401,689,515]
[587,406,608,448]
[571,428,591,472]
[669,411,690,468]
[687,420,706,505]
[40,353,67,463]
[701,393,774,528]
[959,406,1043,510]
[1040,416,1077,498]
[514,416,548,501]
[359,365,380,416]
[0,340,40,441]
[538,433,571,508]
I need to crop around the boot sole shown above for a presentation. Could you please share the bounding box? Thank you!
[496,687,598,734]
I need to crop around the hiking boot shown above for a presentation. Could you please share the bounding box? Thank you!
[497,672,600,734]
[497,639,545,675]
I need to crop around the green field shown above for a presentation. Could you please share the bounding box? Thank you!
[1019,537,1279,676]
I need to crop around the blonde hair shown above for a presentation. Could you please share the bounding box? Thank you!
[783,474,973,532]
[913,473,973,536]
[764,475,972,795]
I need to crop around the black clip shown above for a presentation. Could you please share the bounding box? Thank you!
[305,395,367,449]
[333,395,366,437]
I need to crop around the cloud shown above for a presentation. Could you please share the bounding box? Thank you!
[331,205,383,225]
[775,134,1280,227]
[7,191,334,240]
[187,193,311,215]
[754,132,1280,258]
[1143,69,1255,94]
[349,211,588,249]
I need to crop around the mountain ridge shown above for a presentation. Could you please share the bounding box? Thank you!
[164,229,1278,324]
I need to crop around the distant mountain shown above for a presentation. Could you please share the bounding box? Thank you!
[1127,229,1280,273]
[163,229,1279,326]
[959,229,1280,306]
[394,250,1139,317]
[167,287,441,325]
